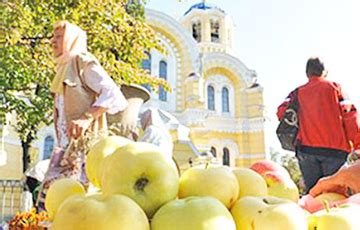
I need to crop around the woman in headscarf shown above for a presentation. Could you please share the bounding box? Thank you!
[36,21,128,210]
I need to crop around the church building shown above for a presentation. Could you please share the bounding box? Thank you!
[142,2,266,168]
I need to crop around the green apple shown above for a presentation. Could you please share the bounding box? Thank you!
[86,136,132,188]
[151,196,236,230]
[52,193,149,230]
[232,167,268,198]
[45,178,86,220]
[314,192,347,203]
[179,164,239,208]
[308,203,360,230]
[101,142,179,217]
[231,196,307,230]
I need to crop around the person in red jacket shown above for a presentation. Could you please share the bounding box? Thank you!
[277,57,359,194]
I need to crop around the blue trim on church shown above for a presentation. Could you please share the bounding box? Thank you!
[184,2,225,15]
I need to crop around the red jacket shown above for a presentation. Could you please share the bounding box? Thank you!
[277,77,360,154]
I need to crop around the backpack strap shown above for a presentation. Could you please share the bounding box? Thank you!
[292,88,299,106]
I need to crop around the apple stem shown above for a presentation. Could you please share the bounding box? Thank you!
[323,200,330,213]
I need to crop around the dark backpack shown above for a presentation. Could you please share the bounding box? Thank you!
[276,89,299,151]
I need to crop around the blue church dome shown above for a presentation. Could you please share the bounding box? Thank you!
[184,2,225,15]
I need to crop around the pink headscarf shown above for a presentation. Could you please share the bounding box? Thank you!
[50,21,87,94]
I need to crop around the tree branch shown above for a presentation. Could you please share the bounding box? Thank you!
[2,86,37,91]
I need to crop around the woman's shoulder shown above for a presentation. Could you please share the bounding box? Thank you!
[76,52,100,68]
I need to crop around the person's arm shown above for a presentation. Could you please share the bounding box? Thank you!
[82,62,128,114]
[67,62,128,139]
[67,106,107,138]
[309,160,360,197]
[336,83,360,149]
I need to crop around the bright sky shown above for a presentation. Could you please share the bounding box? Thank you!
[146,0,360,153]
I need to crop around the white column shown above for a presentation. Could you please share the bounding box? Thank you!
[220,18,226,45]
[203,16,211,42]
[0,113,13,166]
[215,86,222,114]
[0,124,9,166]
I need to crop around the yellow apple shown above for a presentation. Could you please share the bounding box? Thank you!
[314,192,347,203]
[300,193,360,214]
[262,171,299,202]
[179,164,239,208]
[51,193,149,230]
[45,178,85,220]
[231,196,273,230]
[86,136,132,188]
[151,196,236,230]
[101,142,179,217]
[254,201,307,230]
[232,167,267,198]
[231,196,307,230]
[308,203,360,230]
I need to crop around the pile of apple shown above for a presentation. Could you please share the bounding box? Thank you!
[45,136,360,230]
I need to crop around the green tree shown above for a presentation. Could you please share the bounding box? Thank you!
[1,0,167,172]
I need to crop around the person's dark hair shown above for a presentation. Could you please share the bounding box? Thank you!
[306,57,325,77]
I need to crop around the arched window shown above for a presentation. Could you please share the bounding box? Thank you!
[210,19,220,42]
[207,85,215,110]
[222,87,229,112]
[43,136,54,160]
[223,147,230,166]
[141,52,151,72]
[159,60,167,101]
[141,52,151,92]
[192,21,201,42]
[210,147,217,158]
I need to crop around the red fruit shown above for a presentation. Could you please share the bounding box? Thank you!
[250,160,289,176]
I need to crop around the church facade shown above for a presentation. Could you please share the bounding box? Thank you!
[142,3,266,167]
[0,2,266,180]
